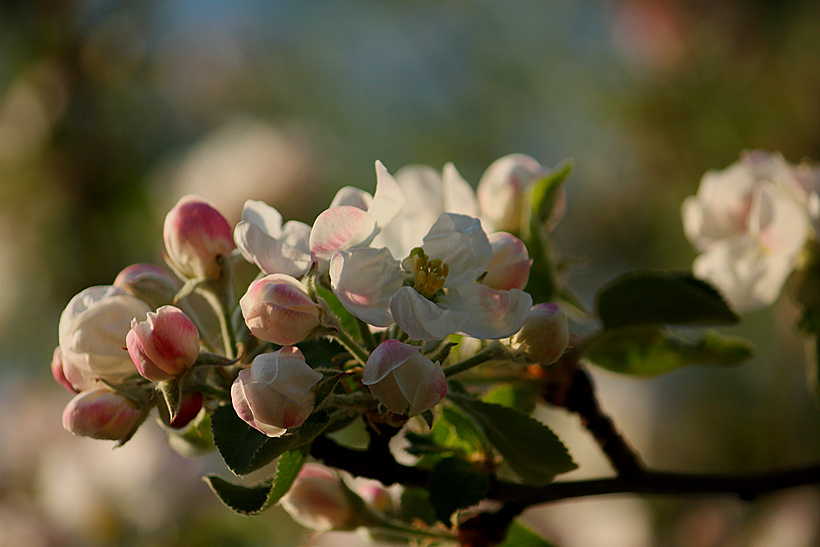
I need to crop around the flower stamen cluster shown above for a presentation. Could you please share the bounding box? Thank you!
[404,248,449,299]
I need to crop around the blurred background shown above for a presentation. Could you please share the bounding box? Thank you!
[2,0,820,545]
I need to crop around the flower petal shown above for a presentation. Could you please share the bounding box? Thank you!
[310,206,378,260]
[422,213,492,287]
[438,284,532,339]
[235,218,311,276]
[330,247,403,327]
[389,286,467,341]
[330,186,372,210]
[442,162,479,217]
[241,199,285,236]
[369,161,405,228]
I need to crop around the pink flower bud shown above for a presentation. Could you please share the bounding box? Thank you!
[239,274,321,346]
[163,195,234,279]
[51,347,79,394]
[477,154,547,232]
[114,263,181,309]
[362,340,446,416]
[59,285,152,391]
[482,232,533,291]
[126,305,200,382]
[511,303,569,365]
[281,464,357,531]
[62,387,145,441]
[230,346,323,437]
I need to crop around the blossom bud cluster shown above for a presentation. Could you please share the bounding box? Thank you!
[52,154,573,459]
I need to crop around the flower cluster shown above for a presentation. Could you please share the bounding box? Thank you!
[682,150,820,311]
[52,154,572,536]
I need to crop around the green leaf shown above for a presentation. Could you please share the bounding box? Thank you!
[586,328,754,376]
[203,446,307,516]
[596,271,738,330]
[447,393,577,485]
[482,382,538,414]
[263,448,308,510]
[499,521,555,547]
[204,475,272,516]
[428,457,490,525]
[211,404,329,476]
[297,336,346,369]
[399,487,438,526]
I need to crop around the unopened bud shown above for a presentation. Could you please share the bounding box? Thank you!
[281,464,358,531]
[478,154,547,232]
[482,232,532,291]
[239,274,321,345]
[62,387,146,441]
[114,263,181,308]
[231,347,322,437]
[51,347,79,394]
[511,303,569,365]
[163,195,234,280]
[126,305,200,382]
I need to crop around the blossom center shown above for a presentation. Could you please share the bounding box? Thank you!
[404,248,449,299]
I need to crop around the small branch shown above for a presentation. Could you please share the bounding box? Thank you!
[309,434,820,506]
[443,343,510,378]
[539,350,644,478]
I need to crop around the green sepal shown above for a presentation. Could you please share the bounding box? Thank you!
[158,377,182,422]
[527,159,573,228]
[585,327,754,377]
[596,271,738,330]
[211,404,329,476]
[428,457,491,526]
[446,393,577,485]
[316,284,362,343]
[520,160,573,305]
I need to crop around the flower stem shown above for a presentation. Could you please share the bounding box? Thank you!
[329,327,370,367]
[442,342,510,378]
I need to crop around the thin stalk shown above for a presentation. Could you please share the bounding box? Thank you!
[329,327,370,367]
[357,318,378,351]
[443,343,509,378]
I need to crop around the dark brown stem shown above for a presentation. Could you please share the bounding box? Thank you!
[538,351,645,478]
[310,434,820,505]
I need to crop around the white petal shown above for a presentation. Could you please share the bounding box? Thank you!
[310,206,378,260]
[442,162,479,217]
[439,284,532,339]
[394,165,445,218]
[369,161,406,227]
[389,286,466,341]
[692,237,791,311]
[241,199,285,237]
[749,181,809,259]
[235,221,311,276]
[330,248,403,327]
[330,186,372,210]
[422,213,492,287]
